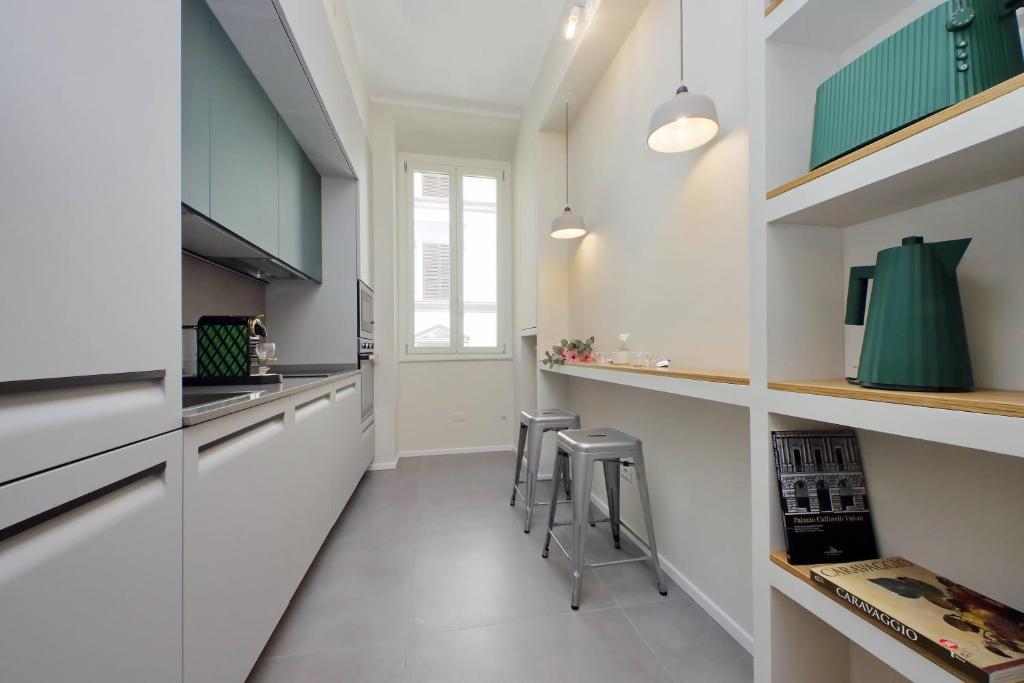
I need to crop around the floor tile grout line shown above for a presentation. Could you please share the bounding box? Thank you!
[619,603,679,683]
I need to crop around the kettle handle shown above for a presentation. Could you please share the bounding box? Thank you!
[845,265,876,325]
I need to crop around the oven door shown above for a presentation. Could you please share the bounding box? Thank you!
[359,358,373,423]
[357,281,374,340]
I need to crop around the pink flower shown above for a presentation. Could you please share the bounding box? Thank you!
[581,351,593,363]
[565,349,579,361]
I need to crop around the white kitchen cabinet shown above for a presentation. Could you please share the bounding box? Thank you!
[183,376,368,683]
[332,375,364,520]
[361,417,376,475]
[183,398,292,683]
[0,431,183,683]
[291,384,335,566]
[0,2,181,475]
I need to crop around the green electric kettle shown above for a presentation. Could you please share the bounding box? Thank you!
[845,236,973,392]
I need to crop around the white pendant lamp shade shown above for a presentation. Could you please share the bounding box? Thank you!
[550,101,587,240]
[647,85,719,153]
[550,206,586,240]
[648,0,719,153]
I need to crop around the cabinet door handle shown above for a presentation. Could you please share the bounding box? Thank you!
[0,370,165,396]
[198,415,284,457]
[0,463,165,544]
[296,394,331,416]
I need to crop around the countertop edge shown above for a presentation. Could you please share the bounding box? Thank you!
[182,369,360,427]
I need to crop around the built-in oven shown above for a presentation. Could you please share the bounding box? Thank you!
[358,279,374,347]
[357,280,373,423]
[359,358,373,424]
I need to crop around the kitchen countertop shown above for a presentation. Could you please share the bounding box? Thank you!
[182,368,360,427]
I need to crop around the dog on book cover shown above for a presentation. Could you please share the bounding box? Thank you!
[871,575,1024,660]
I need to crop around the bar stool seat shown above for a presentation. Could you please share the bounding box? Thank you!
[510,409,581,533]
[542,427,667,610]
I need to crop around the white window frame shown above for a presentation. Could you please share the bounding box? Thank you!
[398,153,512,362]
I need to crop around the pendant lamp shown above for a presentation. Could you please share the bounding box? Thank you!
[550,101,586,240]
[647,0,719,153]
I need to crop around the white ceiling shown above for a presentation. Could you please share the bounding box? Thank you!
[343,0,566,114]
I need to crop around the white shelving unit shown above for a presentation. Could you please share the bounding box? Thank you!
[749,1,1024,681]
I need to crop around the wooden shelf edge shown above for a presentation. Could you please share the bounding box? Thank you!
[768,379,1024,419]
[764,0,784,17]
[766,74,1024,200]
[559,361,750,386]
[769,552,970,683]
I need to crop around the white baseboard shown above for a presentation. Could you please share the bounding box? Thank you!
[589,495,754,654]
[397,445,514,458]
[368,461,398,471]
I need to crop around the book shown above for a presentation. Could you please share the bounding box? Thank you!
[810,558,1024,683]
[771,430,879,565]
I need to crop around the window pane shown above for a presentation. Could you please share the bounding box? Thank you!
[413,171,451,348]
[462,175,498,348]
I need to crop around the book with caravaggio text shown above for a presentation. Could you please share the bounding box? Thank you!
[810,558,1024,683]
[771,430,878,565]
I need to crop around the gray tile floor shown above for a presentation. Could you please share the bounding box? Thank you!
[249,452,752,682]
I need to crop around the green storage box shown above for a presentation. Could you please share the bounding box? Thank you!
[196,316,251,378]
[810,0,1024,170]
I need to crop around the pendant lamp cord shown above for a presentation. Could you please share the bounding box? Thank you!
[679,0,685,82]
[564,100,569,207]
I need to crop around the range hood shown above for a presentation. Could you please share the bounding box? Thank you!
[181,205,309,283]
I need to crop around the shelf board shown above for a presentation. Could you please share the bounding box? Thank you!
[769,379,1024,419]
[541,362,750,407]
[769,552,966,683]
[768,380,1024,458]
[766,74,1024,227]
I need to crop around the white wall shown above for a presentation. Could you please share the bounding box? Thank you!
[569,382,752,634]
[567,0,749,368]
[182,255,266,327]
[266,177,359,366]
[383,105,519,456]
[371,102,400,467]
[392,105,520,161]
[321,0,370,133]
[541,0,753,638]
[397,360,516,455]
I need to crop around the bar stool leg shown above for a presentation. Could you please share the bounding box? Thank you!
[510,423,527,506]
[633,450,667,596]
[602,460,622,549]
[563,454,573,500]
[523,424,544,533]
[570,450,594,610]
[541,449,567,559]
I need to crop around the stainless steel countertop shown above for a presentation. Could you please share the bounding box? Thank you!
[182,369,360,427]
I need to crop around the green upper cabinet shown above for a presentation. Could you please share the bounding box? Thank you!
[181,0,322,280]
[181,0,211,215]
[277,118,322,281]
[209,14,279,255]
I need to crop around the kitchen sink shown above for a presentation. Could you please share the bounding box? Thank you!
[182,392,254,409]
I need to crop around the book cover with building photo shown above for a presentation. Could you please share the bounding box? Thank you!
[811,558,1024,683]
[771,430,878,565]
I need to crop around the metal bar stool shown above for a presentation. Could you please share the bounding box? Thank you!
[542,427,667,610]
[510,409,581,533]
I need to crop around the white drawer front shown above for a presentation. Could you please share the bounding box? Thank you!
[0,431,183,683]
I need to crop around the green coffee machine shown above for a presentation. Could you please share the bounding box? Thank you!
[846,237,973,392]
[810,0,1024,169]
